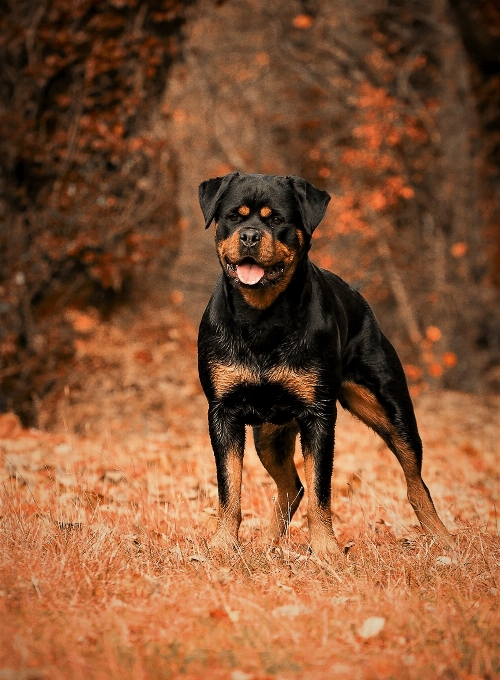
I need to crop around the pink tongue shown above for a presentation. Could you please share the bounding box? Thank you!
[236,262,265,285]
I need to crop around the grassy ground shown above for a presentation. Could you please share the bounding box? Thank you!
[1,307,499,680]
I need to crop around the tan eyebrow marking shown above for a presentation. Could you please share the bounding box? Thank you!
[238,205,250,216]
[260,206,272,218]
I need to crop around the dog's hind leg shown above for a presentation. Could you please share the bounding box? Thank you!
[253,422,304,543]
[340,335,453,547]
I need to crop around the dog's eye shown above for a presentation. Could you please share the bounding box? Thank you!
[271,216,283,225]
[228,214,239,222]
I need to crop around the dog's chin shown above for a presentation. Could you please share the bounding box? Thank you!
[225,258,285,287]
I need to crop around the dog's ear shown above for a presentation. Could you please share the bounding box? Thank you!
[287,176,330,237]
[198,171,240,229]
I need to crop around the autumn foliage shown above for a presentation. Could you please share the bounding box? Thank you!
[1,1,500,413]
[0,0,193,423]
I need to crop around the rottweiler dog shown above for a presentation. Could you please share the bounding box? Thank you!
[197,171,452,558]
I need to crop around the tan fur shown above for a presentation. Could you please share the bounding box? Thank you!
[303,454,342,558]
[216,231,243,265]
[267,366,317,403]
[340,381,390,433]
[216,227,304,310]
[254,423,302,541]
[239,239,300,309]
[238,205,250,215]
[212,362,317,403]
[260,206,272,217]
[210,450,243,550]
[340,381,451,540]
[211,363,259,399]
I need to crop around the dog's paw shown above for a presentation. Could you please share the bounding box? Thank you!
[309,532,344,564]
[208,529,239,555]
[429,529,457,552]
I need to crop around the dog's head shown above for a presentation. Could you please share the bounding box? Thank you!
[198,172,330,308]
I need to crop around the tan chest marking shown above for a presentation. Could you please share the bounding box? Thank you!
[212,362,317,403]
[267,366,317,403]
[211,363,259,398]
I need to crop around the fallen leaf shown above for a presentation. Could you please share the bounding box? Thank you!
[426,326,442,342]
[293,14,313,29]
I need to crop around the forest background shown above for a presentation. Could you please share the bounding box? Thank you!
[1,0,500,428]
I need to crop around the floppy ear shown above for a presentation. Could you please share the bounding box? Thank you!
[287,176,330,236]
[198,171,239,229]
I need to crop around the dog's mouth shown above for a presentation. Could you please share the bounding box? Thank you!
[225,258,285,286]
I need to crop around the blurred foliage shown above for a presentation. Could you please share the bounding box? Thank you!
[0,0,194,423]
[1,0,500,425]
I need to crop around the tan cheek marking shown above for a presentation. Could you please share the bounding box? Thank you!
[238,205,250,215]
[257,231,276,262]
[237,236,299,309]
[274,240,295,263]
[217,232,242,263]
[267,366,317,403]
[211,363,259,398]
[260,206,272,218]
[239,255,299,309]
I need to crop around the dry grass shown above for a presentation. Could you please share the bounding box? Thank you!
[1,307,499,679]
[1,388,499,680]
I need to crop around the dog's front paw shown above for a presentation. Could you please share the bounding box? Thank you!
[309,531,344,564]
[209,527,239,555]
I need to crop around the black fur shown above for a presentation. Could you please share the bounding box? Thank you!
[197,172,451,553]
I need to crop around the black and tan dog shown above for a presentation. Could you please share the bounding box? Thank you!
[197,171,452,558]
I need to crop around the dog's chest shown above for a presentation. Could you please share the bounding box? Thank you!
[210,360,317,424]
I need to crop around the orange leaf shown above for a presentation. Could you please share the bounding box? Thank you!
[293,14,313,29]
[451,242,468,258]
[429,363,443,378]
[442,352,457,368]
[404,364,422,381]
[369,190,386,211]
[426,326,441,342]
[210,608,229,621]
[134,349,153,364]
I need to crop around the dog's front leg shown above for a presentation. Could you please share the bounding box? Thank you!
[298,408,343,561]
[207,403,245,552]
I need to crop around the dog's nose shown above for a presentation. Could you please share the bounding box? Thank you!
[239,228,261,247]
